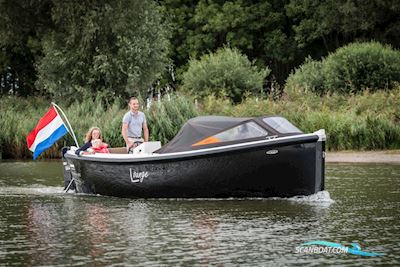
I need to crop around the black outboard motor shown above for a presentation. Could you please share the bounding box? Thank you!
[61,147,76,191]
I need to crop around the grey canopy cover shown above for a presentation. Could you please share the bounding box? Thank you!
[156,116,253,153]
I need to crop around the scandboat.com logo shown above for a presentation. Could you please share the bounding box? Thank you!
[295,241,384,257]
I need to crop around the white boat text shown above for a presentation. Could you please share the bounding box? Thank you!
[129,169,149,183]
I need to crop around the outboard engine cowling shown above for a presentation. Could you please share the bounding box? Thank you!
[62,147,76,191]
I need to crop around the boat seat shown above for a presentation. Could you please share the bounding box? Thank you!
[107,142,162,154]
[133,142,162,154]
[108,147,127,154]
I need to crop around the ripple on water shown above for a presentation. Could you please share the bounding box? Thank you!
[0,162,399,266]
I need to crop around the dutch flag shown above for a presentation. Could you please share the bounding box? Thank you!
[26,106,69,160]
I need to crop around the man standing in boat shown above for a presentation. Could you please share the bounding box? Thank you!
[122,96,149,153]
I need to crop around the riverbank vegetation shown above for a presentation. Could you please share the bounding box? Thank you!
[1,1,400,159]
[286,42,400,94]
[1,85,399,159]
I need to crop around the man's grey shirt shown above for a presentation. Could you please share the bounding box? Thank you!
[122,111,146,138]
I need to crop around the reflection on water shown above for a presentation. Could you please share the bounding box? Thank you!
[0,161,399,266]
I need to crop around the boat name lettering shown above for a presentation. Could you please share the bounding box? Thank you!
[129,169,149,183]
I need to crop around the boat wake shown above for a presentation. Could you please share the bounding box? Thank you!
[0,185,334,205]
[287,190,334,204]
[0,186,65,196]
[148,191,335,204]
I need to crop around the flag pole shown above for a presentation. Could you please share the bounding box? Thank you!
[51,102,80,147]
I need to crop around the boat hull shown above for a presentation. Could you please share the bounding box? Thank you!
[65,137,325,198]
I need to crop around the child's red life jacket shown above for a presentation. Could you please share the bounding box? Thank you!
[92,145,110,153]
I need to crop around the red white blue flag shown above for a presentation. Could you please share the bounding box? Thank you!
[26,106,68,159]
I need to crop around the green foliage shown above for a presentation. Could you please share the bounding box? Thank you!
[64,96,127,147]
[286,0,400,50]
[285,56,324,93]
[2,0,400,98]
[286,42,400,94]
[200,86,400,150]
[286,0,338,50]
[0,96,128,158]
[0,0,52,96]
[1,87,400,158]
[163,0,296,83]
[188,0,290,60]
[0,93,197,159]
[146,93,198,144]
[0,96,50,158]
[36,0,170,101]
[182,47,269,102]
[323,42,400,93]
[163,0,400,85]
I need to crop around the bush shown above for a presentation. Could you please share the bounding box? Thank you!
[324,42,400,93]
[285,56,324,93]
[286,42,400,94]
[182,47,270,103]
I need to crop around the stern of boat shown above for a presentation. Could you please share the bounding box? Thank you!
[314,129,326,192]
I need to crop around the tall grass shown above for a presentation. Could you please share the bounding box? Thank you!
[0,94,197,159]
[146,94,198,144]
[1,87,399,159]
[200,86,400,150]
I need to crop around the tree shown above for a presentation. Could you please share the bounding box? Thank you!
[162,0,400,86]
[286,42,400,94]
[0,0,53,96]
[36,0,170,101]
[160,0,197,68]
[182,47,269,102]
[161,0,298,84]
[286,0,400,52]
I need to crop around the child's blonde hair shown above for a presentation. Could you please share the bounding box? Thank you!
[91,138,102,148]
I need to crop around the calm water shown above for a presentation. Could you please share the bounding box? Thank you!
[0,161,399,266]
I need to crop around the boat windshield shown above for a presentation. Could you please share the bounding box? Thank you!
[192,121,267,146]
[263,117,302,133]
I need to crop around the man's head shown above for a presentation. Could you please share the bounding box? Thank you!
[128,97,139,113]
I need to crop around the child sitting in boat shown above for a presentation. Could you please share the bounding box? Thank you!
[89,139,110,154]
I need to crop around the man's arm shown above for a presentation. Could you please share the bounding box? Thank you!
[143,121,149,142]
[122,123,133,148]
[75,142,91,156]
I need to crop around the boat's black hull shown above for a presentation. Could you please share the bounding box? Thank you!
[65,136,325,198]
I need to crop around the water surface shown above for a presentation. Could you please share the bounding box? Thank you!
[0,161,399,266]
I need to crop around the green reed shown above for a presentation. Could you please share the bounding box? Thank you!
[200,86,400,150]
[0,94,197,159]
[1,87,399,159]
[146,93,198,144]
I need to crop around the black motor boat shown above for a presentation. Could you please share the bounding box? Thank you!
[63,116,326,198]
